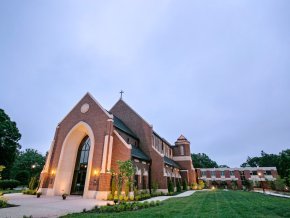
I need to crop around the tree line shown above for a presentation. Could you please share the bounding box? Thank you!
[0,109,45,187]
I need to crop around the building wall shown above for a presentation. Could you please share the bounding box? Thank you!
[197,167,278,188]
[39,93,113,198]
[110,100,168,189]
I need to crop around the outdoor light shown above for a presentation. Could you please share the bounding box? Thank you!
[94,169,100,176]
[31,164,36,169]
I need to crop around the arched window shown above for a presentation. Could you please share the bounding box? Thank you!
[180,145,184,155]
[71,136,90,195]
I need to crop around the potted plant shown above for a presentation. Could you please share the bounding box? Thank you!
[36,192,42,198]
[62,193,68,200]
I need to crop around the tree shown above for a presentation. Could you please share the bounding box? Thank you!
[191,153,219,168]
[240,149,290,181]
[279,149,290,179]
[111,160,135,196]
[11,149,45,183]
[219,165,229,168]
[0,166,5,180]
[0,109,21,179]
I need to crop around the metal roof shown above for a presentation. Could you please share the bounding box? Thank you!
[113,115,138,139]
[131,146,150,162]
[164,156,180,169]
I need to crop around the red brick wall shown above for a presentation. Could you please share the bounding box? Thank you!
[110,100,168,189]
[42,93,112,190]
[111,131,131,173]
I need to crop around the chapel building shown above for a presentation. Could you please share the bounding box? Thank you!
[39,93,196,199]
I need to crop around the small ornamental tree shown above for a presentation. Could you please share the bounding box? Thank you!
[168,180,174,193]
[111,176,117,195]
[28,176,38,190]
[176,180,182,192]
[111,160,135,197]
[182,180,188,191]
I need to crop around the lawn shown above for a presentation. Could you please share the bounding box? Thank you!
[63,190,290,218]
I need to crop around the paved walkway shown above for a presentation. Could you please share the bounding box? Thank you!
[254,190,290,198]
[0,193,110,218]
[1,191,197,218]
[141,190,196,202]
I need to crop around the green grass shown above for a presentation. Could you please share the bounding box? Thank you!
[62,190,290,218]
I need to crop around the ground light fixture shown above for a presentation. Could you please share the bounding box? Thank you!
[258,172,265,193]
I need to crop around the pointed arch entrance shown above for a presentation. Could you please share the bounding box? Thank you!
[52,121,95,198]
[71,136,91,195]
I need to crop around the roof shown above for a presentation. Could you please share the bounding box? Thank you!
[164,156,180,169]
[153,131,173,147]
[131,146,150,161]
[113,115,138,139]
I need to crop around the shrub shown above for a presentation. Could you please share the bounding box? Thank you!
[168,180,174,193]
[119,195,124,201]
[191,182,198,190]
[198,180,205,189]
[183,180,188,191]
[129,195,134,201]
[107,193,113,200]
[219,181,227,189]
[242,179,253,191]
[0,197,7,208]
[134,195,140,201]
[231,180,238,190]
[274,177,286,191]
[94,201,161,213]
[0,179,20,190]
[22,189,37,195]
[176,181,182,192]
[152,181,158,194]
[28,177,38,190]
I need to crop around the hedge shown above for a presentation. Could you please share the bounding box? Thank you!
[0,180,20,190]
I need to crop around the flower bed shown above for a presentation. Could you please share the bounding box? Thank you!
[92,201,161,214]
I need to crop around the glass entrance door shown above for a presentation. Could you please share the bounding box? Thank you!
[70,136,90,195]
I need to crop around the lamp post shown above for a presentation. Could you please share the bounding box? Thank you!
[258,172,265,193]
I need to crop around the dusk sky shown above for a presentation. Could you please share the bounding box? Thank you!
[1,1,290,167]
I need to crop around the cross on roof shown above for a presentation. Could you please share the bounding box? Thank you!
[120,90,124,99]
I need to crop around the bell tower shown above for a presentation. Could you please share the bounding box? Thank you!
[172,135,196,185]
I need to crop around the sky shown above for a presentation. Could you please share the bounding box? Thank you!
[1,1,290,167]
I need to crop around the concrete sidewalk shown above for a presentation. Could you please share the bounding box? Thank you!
[1,193,110,218]
[141,190,196,202]
[254,190,290,198]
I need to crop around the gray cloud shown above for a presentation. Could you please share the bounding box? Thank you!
[1,0,290,167]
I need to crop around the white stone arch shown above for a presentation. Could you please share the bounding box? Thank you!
[52,121,95,198]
